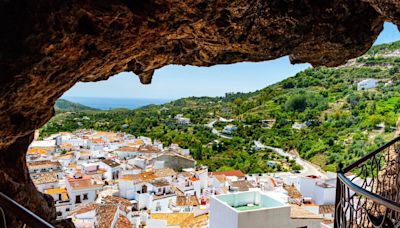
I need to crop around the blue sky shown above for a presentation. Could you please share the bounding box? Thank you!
[63,22,400,99]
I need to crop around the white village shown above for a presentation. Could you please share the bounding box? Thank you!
[26,129,342,228]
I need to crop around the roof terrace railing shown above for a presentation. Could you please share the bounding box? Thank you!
[334,136,400,228]
[0,192,54,228]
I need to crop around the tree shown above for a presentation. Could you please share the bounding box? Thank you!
[292,164,302,171]
[285,94,307,112]
[283,81,295,89]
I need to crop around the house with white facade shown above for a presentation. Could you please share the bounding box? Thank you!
[173,172,202,197]
[357,78,377,90]
[151,153,196,171]
[115,145,161,159]
[27,160,63,174]
[31,171,61,192]
[222,124,237,134]
[119,171,177,212]
[69,201,133,228]
[65,175,102,210]
[298,175,336,205]
[209,191,323,228]
[44,188,72,219]
[98,159,122,180]
[175,114,191,125]
[292,122,307,130]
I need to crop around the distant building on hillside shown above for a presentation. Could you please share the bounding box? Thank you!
[174,114,191,125]
[357,79,377,90]
[292,122,307,130]
[261,119,275,129]
[222,124,237,134]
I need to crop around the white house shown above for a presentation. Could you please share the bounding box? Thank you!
[98,159,122,180]
[292,122,307,130]
[298,175,336,205]
[69,203,99,227]
[313,182,336,205]
[44,188,72,219]
[222,124,237,134]
[173,173,201,197]
[31,172,61,192]
[209,191,323,228]
[65,175,102,210]
[357,78,377,90]
[27,160,63,174]
[115,145,161,159]
[175,114,191,125]
[119,170,178,212]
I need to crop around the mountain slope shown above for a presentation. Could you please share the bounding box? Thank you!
[55,99,98,112]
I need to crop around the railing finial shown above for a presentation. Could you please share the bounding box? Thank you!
[337,163,343,173]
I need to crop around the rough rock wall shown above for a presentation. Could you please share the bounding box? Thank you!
[0,0,398,226]
[365,0,400,27]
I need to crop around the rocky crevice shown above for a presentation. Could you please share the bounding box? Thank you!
[0,0,399,226]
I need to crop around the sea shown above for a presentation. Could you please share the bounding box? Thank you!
[63,97,172,110]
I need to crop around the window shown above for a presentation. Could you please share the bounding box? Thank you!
[66,208,70,212]
[58,194,62,201]
[56,211,62,217]
[156,202,161,211]
[83,193,88,200]
[75,195,81,204]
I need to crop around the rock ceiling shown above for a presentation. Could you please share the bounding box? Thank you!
[0,0,399,226]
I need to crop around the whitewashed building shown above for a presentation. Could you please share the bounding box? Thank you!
[357,78,377,90]
[98,159,122,180]
[222,124,237,134]
[65,175,102,210]
[209,191,323,228]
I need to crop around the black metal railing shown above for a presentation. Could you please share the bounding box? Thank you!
[335,136,400,228]
[0,192,54,228]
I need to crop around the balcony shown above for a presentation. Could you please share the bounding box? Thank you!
[0,191,54,228]
[334,136,400,227]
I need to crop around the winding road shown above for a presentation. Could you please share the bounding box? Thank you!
[254,140,327,178]
[206,119,232,139]
[206,119,327,177]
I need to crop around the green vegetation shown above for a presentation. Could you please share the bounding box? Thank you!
[55,99,98,112]
[41,41,400,173]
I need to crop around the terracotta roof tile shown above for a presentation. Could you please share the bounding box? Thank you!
[283,184,302,199]
[290,205,323,219]
[176,195,199,207]
[101,159,120,168]
[71,203,100,215]
[27,160,61,170]
[210,170,245,177]
[31,172,59,185]
[97,205,117,228]
[67,176,102,190]
[319,205,335,214]
[115,215,132,228]
[230,180,254,191]
[154,168,176,178]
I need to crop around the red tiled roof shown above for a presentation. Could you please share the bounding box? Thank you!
[67,176,102,190]
[210,170,245,177]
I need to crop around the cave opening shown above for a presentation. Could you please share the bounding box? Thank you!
[0,0,400,227]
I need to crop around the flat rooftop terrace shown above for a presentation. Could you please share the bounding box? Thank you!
[215,191,286,212]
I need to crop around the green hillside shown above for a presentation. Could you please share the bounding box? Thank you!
[41,41,400,173]
[55,99,98,112]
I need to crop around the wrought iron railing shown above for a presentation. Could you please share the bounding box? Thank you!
[0,192,54,228]
[335,136,400,228]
